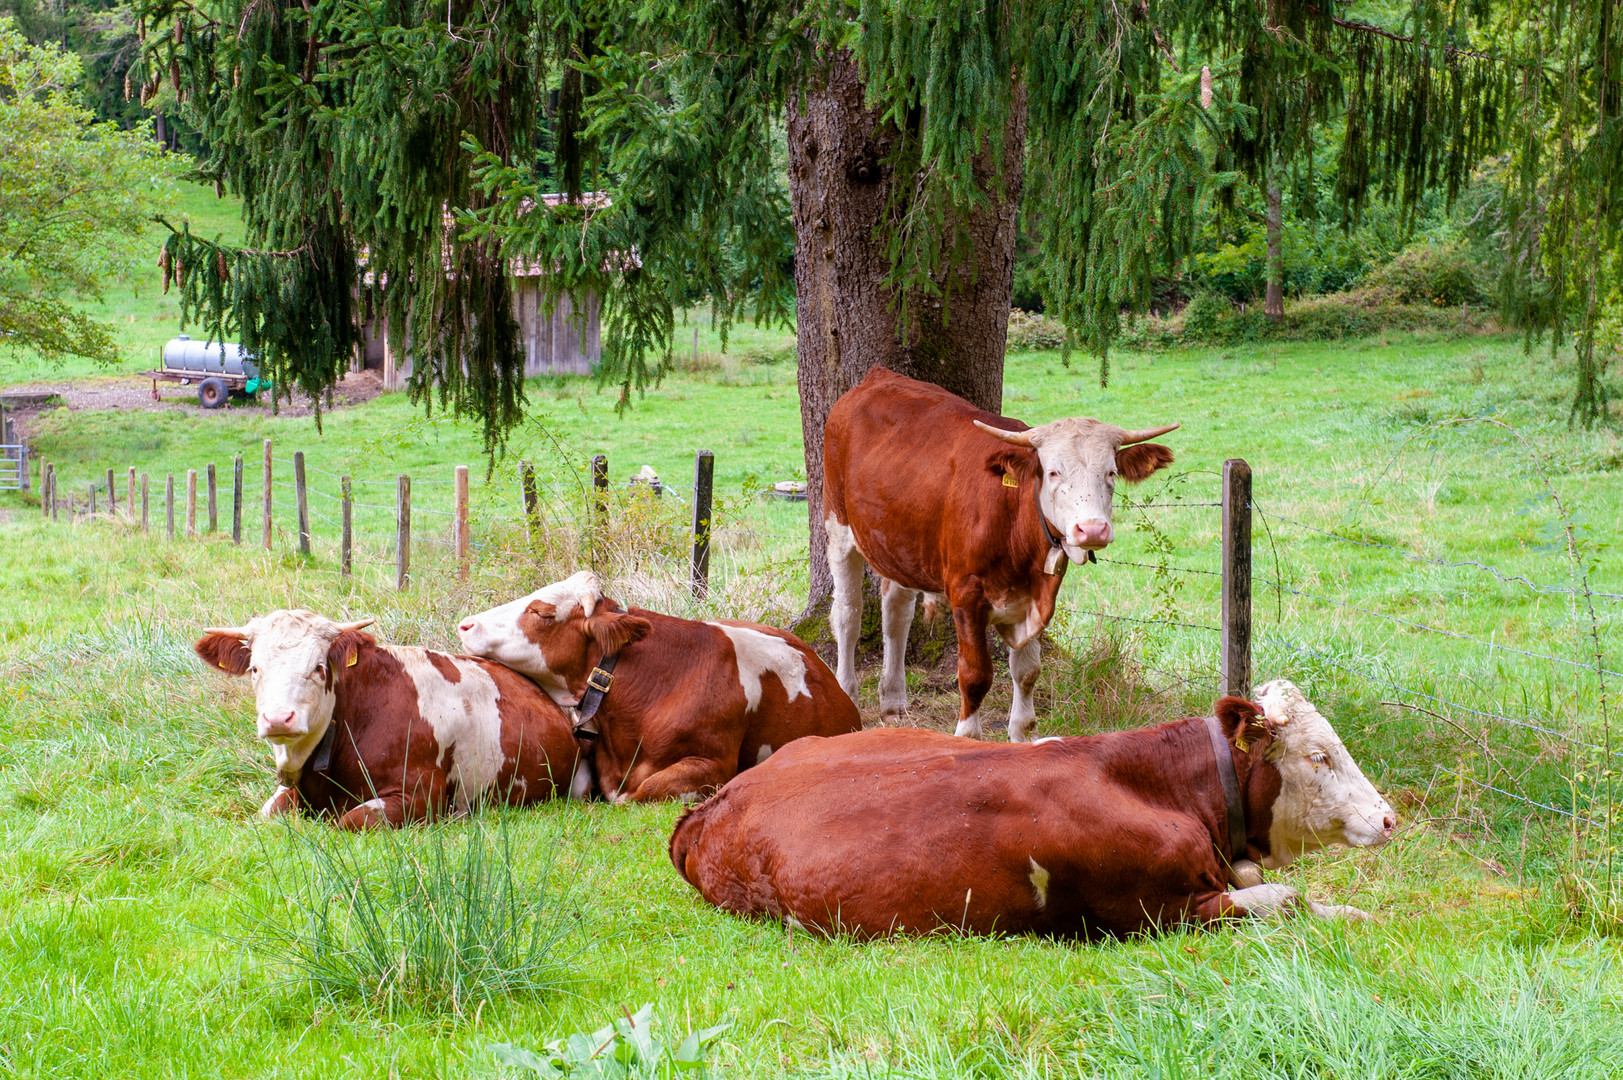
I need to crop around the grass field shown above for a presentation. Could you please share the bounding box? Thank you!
[3,281,1623,1075]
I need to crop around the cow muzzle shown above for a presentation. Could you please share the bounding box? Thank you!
[1071,520,1113,550]
[259,711,303,740]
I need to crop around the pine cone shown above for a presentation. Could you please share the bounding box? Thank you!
[217,252,230,283]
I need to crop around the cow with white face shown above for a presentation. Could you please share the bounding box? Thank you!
[196,610,581,828]
[670,679,1398,937]
[457,572,862,803]
[822,366,1177,740]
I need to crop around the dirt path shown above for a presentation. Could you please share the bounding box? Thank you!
[1,369,384,439]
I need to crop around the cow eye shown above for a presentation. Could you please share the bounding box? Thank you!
[313,663,327,681]
[248,665,259,676]
[1309,752,1329,766]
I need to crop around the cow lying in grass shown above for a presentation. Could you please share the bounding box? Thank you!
[669,680,1396,936]
[196,610,581,828]
[456,571,862,803]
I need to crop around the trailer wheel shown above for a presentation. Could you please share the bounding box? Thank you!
[198,377,229,409]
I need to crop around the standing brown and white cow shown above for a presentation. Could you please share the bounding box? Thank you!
[823,366,1178,740]
[195,610,581,828]
[670,680,1397,937]
[456,572,862,802]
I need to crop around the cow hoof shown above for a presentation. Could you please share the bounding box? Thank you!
[1310,901,1372,921]
[954,718,983,739]
[880,708,906,724]
[1230,859,1266,889]
[337,798,391,830]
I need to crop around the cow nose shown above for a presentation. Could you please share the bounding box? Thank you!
[458,619,477,634]
[1382,813,1396,834]
[261,711,296,734]
[1072,520,1112,549]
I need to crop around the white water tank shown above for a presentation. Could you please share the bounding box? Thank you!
[161,336,259,379]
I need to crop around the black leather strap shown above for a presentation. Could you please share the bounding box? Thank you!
[570,650,621,741]
[309,718,338,773]
[1205,715,1248,864]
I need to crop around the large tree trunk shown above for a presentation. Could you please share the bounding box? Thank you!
[789,53,1026,613]
[1264,159,1284,321]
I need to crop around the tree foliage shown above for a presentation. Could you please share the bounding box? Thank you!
[138,0,1621,439]
[0,16,173,364]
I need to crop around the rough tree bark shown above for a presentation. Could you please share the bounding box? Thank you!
[789,53,1027,614]
[1264,160,1284,321]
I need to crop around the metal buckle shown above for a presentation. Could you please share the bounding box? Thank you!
[586,666,614,693]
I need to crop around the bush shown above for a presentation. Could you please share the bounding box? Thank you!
[1179,291,1233,339]
[1365,242,1485,306]
[238,817,575,1014]
[1115,287,1499,349]
[491,1004,729,1078]
[1006,309,1068,351]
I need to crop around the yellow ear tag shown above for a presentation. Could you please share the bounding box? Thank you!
[1233,735,1250,753]
[346,649,358,667]
[218,662,227,669]
[1002,472,1019,488]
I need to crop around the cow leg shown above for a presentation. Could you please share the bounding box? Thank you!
[622,756,733,804]
[951,592,995,739]
[335,777,442,829]
[878,579,918,720]
[260,785,299,818]
[826,516,866,702]
[1007,636,1042,743]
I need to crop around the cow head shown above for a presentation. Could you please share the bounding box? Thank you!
[973,417,1177,560]
[194,611,375,756]
[1244,679,1396,869]
[456,571,652,706]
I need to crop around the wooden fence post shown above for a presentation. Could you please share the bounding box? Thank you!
[294,450,310,555]
[261,438,273,550]
[18,445,27,494]
[591,454,609,522]
[105,468,116,516]
[88,481,96,519]
[126,467,136,525]
[165,473,176,540]
[395,474,411,591]
[232,454,244,544]
[207,463,218,533]
[186,469,198,537]
[340,476,352,578]
[520,460,539,543]
[691,449,715,600]
[1221,458,1253,698]
[454,465,470,582]
[140,473,148,531]
[39,461,48,519]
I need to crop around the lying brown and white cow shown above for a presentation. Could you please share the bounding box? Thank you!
[823,366,1177,740]
[456,572,862,802]
[670,679,1396,937]
[195,610,581,828]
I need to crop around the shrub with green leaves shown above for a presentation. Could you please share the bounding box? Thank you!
[237,816,575,1014]
[1366,242,1485,307]
[1006,309,1068,352]
[491,1004,729,1078]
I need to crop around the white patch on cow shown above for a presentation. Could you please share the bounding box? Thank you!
[954,710,983,739]
[826,515,865,702]
[1007,636,1042,742]
[756,743,773,765]
[1028,857,1050,910]
[1227,883,1304,919]
[1229,859,1267,888]
[878,578,917,718]
[1031,735,1064,746]
[1254,679,1396,869]
[990,595,1045,652]
[260,785,296,817]
[392,648,506,813]
[570,758,593,800]
[359,797,387,813]
[708,624,809,713]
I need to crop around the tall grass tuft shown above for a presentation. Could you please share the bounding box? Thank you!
[238,815,576,1015]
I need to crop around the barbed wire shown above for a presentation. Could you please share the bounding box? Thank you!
[1096,555,1223,577]
[1434,767,1598,826]
[1254,507,1623,602]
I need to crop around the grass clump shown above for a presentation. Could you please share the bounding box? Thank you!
[238,816,576,1015]
[492,1003,729,1078]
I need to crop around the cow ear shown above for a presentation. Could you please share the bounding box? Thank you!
[326,629,373,684]
[1116,442,1174,482]
[195,632,251,676]
[1214,695,1265,750]
[984,447,1035,482]
[587,611,652,656]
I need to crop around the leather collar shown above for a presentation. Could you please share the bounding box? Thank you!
[569,649,621,741]
[1204,715,1248,864]
[309,718,338,774]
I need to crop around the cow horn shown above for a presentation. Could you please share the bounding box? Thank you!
[973,419,1037,447]
[335,618,375,633]
[1118,423,1180,445]
[201,624,253,640]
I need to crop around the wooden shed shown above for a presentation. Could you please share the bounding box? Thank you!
[357,195,605,389]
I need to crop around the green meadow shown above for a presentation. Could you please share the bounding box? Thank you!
[2,220,1622,1074]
